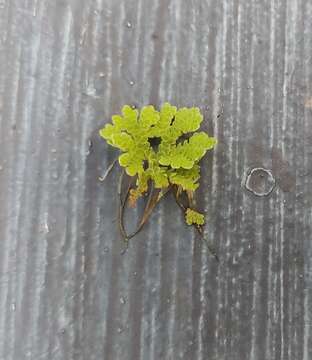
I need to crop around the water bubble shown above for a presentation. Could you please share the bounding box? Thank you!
[41,221,50,234]
[86,139,93,156]
[129,80,135,86]
[99,72,105,78]
[120,296,126,305]
[84,86,97,97]
[244,167,276,197]
[117,327,123,334]
[126,21,132,28]
[11,303,16,311]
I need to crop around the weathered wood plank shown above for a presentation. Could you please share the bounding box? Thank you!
[0,0,311,359]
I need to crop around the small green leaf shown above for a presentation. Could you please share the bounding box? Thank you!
[169,165,200,191]
[122,105,138,121]
[185,208,205,226]
[99,124,116,140]
[173,107,203,134]
[126,160,144,176]
[111,133,134,151]
[118,153,131,167]
[139,105,160,128]
[159,102,177,128]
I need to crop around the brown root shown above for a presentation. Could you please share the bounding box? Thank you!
[118,171,170,244]
[173,186,219,262]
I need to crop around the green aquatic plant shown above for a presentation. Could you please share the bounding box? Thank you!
[99,103,217,254]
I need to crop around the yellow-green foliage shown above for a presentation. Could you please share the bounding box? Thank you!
[100,103,217,203]
[185,208,205,226]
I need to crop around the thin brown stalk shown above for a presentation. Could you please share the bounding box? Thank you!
[173,186,219,262]
[118,180,171,242]
[117,169,132,242]
[125,186,171,240]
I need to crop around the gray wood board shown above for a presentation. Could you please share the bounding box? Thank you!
[0,0,312,359]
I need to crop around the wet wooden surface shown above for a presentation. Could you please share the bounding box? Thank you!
[0,0,312,359]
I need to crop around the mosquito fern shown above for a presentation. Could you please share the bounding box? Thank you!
[99,103,217,248]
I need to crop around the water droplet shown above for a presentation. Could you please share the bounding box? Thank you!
[129,80,135,86]
[52,172,58,180]
[60,328,66,334]
[0,165,3,171]
[99,72,105,78]
[244,167,275,197]
[11,303,16,311]
[103,247,109,253]
[51,149,57,153]
[133,271,137,276]
[131,104,136,109]
[84,86,97,97]
[86,140,93,156]
[117,327,123,334]
[126,21,132,28]
[120,296,126,305]
[43,222,50,234]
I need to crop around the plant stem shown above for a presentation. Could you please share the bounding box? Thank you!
[173,187,219,262]
[117,169,132,243]
[118,174,170,243]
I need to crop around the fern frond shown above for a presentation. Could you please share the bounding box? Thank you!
[99,103,217,226]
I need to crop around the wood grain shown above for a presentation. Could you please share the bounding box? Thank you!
[0,0,311,359]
